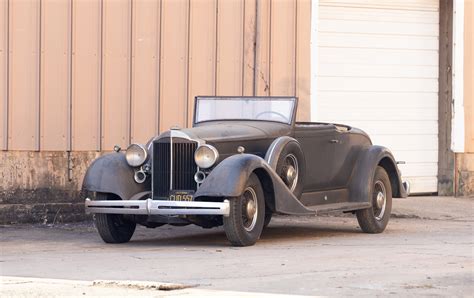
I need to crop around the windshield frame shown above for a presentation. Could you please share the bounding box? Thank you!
[193,96,298,127]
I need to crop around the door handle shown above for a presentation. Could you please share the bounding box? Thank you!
[329,139,340,144]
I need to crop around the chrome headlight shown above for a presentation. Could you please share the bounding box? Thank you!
[194,144,219,169]
[125,144,148,167]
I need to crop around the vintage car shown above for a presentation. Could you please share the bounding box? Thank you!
[84,96,409,246]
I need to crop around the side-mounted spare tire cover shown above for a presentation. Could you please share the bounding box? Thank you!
[265,136,306,198]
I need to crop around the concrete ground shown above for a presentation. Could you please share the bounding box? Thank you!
[1,196,473,297]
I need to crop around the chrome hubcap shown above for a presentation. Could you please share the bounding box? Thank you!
[376,192,385,209]
[246,199,256,219]
[242,187,258,232]
[281,154,299,192]
[286,165,296,184]
[373,181,387,220]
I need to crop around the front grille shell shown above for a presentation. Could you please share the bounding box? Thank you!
[152,137,198,199]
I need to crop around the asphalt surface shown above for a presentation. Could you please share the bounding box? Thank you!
[1,196,473,296]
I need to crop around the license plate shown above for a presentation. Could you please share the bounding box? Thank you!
[169,190,194,202]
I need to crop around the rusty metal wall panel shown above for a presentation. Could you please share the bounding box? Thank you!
[0,0,7,150]
[40,0,71,150]
[71,0,101,151]
[8,0,40,150]
[159,0,189,131]
[216,0,244,95]
[270,0,296,96]
[130,0,160,144]
[296,0,311,121]
[3,0,310,152]
[101,0,132,150]
[187,0,217,126]
[255,0,270,96]
[243,0,256,96]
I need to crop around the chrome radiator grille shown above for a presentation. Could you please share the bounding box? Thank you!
[153,138,198,198]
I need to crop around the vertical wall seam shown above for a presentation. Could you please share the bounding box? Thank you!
[37,0,42,151]
[268,0,272,96]
[214,0,218,95]
[241,0,245,96]
[4,0,9,150]
[252,0,257,96]
[185,0,191,127]
[293,0,299,96]
[98,0,103,151]
[129,0,133,144]
[67,0,73,151]
[156,0,162,134]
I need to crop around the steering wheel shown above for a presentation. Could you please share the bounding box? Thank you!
[255,111,290,123]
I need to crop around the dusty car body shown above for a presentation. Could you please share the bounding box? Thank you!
[84,96,408,246]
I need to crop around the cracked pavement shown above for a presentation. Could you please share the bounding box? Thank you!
[1,196,473,296]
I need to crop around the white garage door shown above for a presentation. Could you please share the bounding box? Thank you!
[313,0,439,193]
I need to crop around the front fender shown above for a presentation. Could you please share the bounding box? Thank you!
[195,154,313,215]
[349,145,407,204]
[82,153,151,200]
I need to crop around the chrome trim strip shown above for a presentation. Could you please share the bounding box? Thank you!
[85,198,230,216]
[265,136,297,170]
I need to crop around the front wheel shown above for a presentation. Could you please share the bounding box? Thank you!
[223,173,265,246]
[356,166,392,233]
[94,193,136,243]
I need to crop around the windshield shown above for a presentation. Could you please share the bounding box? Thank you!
[194,97,296,125]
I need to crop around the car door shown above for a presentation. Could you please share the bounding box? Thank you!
[330,126,368,189]
[294,124,338,192]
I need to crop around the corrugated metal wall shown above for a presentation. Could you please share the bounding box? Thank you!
[0,0,311,152]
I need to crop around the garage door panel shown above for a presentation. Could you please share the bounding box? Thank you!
[316,0,439,193]
[319,20,438,36]
[318,92,438,108]
[319,6,439,23]
[405,177,438,194]
[318,63,438,79]
[319,33,438,51]
[398,163,437,177]
[318,91,437,107]
[342,122,438,136]
[389,150,438,163]
[317,77,438,92]
[370,135,438,151]
[318,47,438,66]
[319,107,437,121]
[320,0,439,11]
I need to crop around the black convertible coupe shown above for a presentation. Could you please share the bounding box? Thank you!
[84,96,409,246]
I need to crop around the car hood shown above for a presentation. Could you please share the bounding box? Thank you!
[180,121,292,143]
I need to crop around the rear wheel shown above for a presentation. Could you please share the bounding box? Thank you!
[94,193,136,243]
[223,173,265,246]
[356,166,392,233]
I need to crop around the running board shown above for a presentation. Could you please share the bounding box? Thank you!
[308,202,371,214]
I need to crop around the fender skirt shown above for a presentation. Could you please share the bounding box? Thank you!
[82,153,151,200]
[195,154,314,215]
[349,145,408,204]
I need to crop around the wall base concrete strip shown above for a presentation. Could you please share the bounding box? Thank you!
[0,151,102,224]
[455,153,474,197]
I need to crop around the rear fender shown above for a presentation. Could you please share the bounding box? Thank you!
[194,154,313,215]
[82,153,151,200]
[349,145,407,203]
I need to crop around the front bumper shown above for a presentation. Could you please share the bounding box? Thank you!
[85,198,230,216]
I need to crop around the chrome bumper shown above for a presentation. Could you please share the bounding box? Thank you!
[85,198,230,216]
